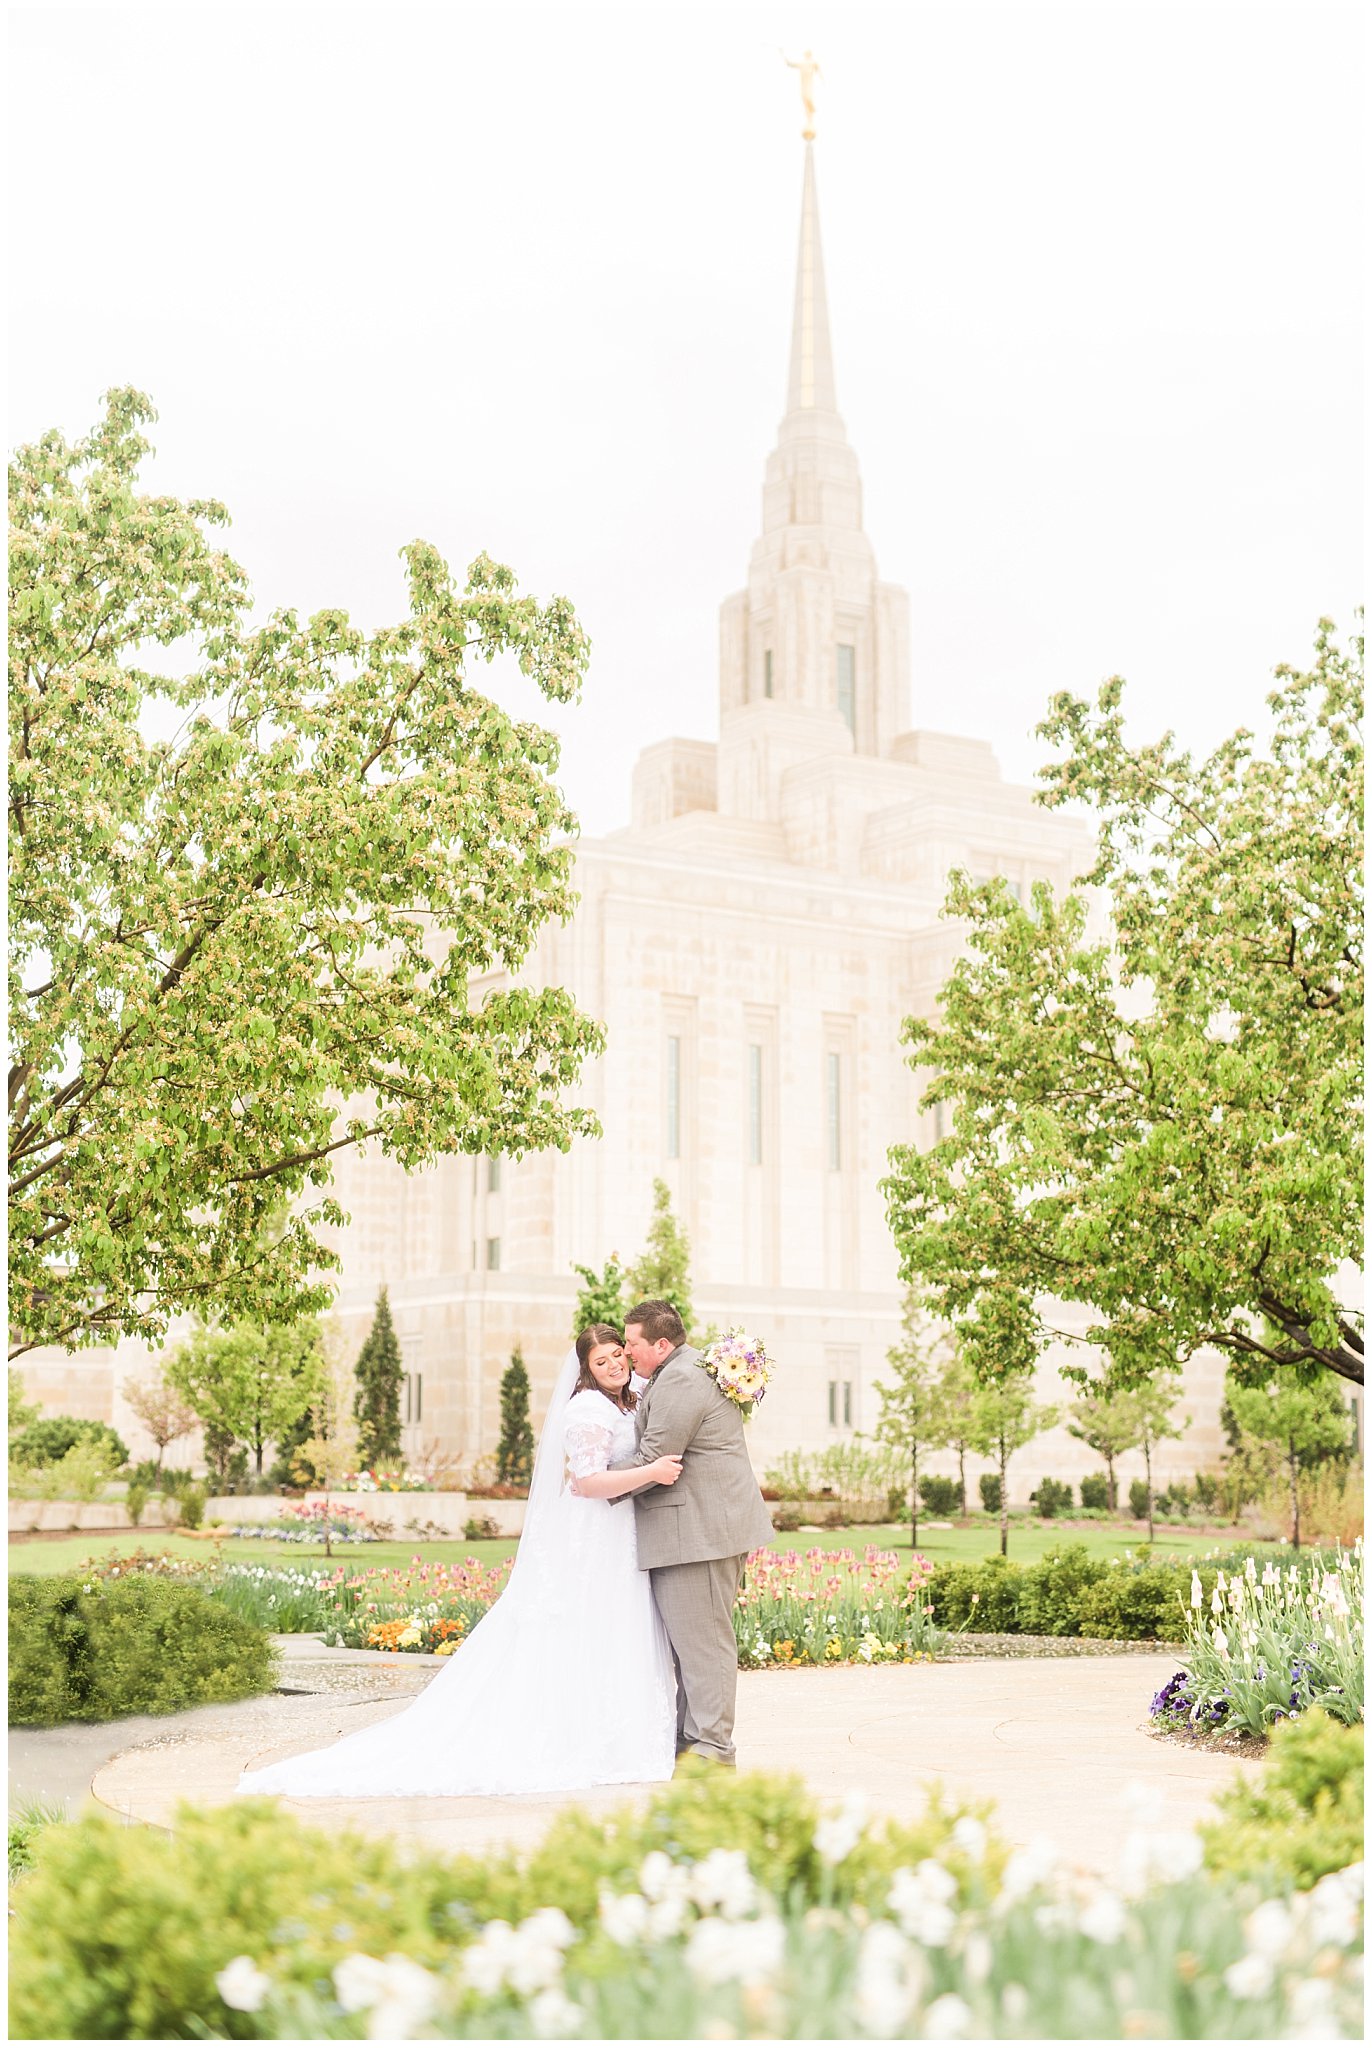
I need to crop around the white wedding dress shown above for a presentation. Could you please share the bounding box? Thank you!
[236,1377,677,1798]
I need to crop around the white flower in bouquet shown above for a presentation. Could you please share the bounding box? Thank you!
[699,1328,774,1416]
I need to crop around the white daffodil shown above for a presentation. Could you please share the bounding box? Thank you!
[855,1922,925,2037]
[814,1793,869,1866]
[923,1990,974,2038]
[1077,1887,1129,1945]
[215,1957,271,2013]
[688,1847,760,1920]
[998,1834,1059,1901]
[685,1911,786,1986]
[333,1953,441,2040]
[950,1815,987,1863]
[1222,1952,1275,2000]
[528,1985,584,2037]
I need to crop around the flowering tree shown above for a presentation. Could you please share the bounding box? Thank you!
[9,390,600,1358]
[884,623,1363,1395]
[123,1371,200,1471]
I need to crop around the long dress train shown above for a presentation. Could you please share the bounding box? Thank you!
[235,1389,676,1798]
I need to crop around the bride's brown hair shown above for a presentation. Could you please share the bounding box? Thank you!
[574,1323,638,1411]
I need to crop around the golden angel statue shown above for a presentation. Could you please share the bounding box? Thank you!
[781,47,822,140]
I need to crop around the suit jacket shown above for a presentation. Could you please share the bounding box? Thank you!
[611,1344,775,1570]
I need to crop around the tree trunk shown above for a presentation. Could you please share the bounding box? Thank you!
[1289,1438,1301,1550]
[999,1435,1009,1557]
[911,1437,919,1550]
[1144,1435,1154,1545]
[323,1501,332,1560]
[957,1444,966,1517]
[1105,1453,1116,1513]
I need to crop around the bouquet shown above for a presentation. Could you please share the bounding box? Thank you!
[699,1328,774,1417]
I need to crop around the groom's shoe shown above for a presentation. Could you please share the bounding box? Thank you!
[674,1746,736,1774]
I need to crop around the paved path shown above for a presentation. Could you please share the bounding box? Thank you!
[62,1643,1255,1878]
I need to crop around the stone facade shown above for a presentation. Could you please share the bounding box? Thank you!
[16,142,1241,1503]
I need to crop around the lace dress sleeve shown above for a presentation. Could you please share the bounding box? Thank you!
[563,1392,617,1479]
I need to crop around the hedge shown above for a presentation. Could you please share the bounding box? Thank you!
[7,1772,999,2040]
[924,1544,1212,1639]
[8,1757,1361,2041]
[8,1575,275,1726]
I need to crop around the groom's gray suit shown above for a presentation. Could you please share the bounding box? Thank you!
[612,1343,774,1765]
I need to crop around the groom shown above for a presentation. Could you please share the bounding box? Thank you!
[611,1298,774,1767]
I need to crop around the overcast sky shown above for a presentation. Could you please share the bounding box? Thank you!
[9,1,1364,831]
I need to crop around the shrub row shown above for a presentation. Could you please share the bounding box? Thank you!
[8,1576,275,1726]
[8,1743,1362,2040]
[925,1543,1209,1639]
[8,1771,998,2039]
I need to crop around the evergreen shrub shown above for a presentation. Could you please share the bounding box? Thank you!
[9,1416,129,1470]
[1031,1477,1072,1518]
[917,1475,960,1516]
[1201,1709,1363,1891]
[495,1351,534,1487]
[8,1576,274,1725]
[1129,1479,1151,1519]
[1078,1474,1110,1510]
[978,1474,1002,1514]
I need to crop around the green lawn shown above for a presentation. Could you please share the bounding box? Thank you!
[7,1517,1222,1580]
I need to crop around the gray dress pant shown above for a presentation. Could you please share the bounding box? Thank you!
[649,1552,747,1765]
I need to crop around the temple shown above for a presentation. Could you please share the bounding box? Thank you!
[24,141,1228,1493]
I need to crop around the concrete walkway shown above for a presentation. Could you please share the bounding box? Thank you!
[58,1644,1255,1878]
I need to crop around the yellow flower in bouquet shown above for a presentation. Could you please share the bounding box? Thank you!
[699,1328,775,1417]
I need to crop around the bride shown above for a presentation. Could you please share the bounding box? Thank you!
[236,1324,682,1798]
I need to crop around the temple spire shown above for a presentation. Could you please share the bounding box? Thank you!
[785,142,839,418]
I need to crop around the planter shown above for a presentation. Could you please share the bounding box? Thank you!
[8,1499,180,1534]
[302,1490,525,1539]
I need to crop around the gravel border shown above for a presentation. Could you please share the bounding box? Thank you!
[938,1633,1185,1660]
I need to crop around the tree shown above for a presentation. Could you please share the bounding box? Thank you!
[295,1317,362,1558]
[1121,1380,1186,1544]
[627,1179,694,1339]
[1067,1382,1146,1511]
[873,1292,956,1548]
[1223,1368,1355,1550]
[571,1254,629,1337]
[165,1317,321,1476]
[967,1375,1058,1557]
[353,1287,403,1469]
[936,1348,980,1515]
[8,1368,39,1439]
[883,622,1363,1394]
[123,1370,200,1471]
[9,389,601,1359]
[496,1349,535,1487]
